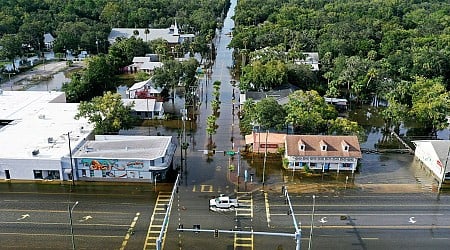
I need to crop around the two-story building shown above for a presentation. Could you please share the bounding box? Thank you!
[285,135,362,173]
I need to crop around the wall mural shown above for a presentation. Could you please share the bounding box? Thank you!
[79,159,145,178]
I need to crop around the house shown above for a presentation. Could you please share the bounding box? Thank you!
[127,56,163,73]
[412,140,450,184]
[108,21,195,46]
[245,132,286,154]
[239,84,299,110]
[284,135,362,173]
[43,33,55,49]
[295,52,320,71]
[324,97,348,111]
[126,78,163,100]
[68,135,176,182]
[122,98,164,119]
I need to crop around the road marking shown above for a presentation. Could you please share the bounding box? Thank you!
[264,192,271,228]
[271,213,443,216]
[0,232,123,238]
[409,217,416,224]
[79,215,92,222]
[120,212,140,250]
[361,238,379,240]
[0,209,134,215]
[319,217,327,224]
[17,214,29,220]
[200,185,213,192]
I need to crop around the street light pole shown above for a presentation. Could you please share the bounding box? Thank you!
[68,201,79,250]
[308,195,315,250]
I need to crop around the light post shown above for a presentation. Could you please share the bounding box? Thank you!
[308,195,315,250]
[68,201,79,250]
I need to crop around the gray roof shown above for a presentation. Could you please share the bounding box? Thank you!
[108,27,193,44]
[429,140,450,165]
[73,135,172,160]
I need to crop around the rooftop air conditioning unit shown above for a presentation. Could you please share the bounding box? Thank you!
[48,137,54,143]
[32,149,40,156]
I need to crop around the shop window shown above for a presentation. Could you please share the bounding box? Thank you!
[33,170,43,179]
[150,160,155,166]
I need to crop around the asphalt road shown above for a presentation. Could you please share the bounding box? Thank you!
[165,186,450,250]
[0,183,159,249]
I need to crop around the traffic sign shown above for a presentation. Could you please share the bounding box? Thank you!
[226,151,235,156]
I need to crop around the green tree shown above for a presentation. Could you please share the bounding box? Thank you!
[328,117,365,141]
[409,76,450,135]
[285,90,337,134]
[75,92,136,134]
[254,98,286,131]
[63,55,116,102]
[239,98,257,136]
[0,34,22,71]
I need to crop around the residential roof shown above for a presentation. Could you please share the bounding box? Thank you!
[140,61,163,71]
[244,84,299,104]
[245,132,286,145]
[122,98,164,112]
[73,135,172,160]
[128,79,162,93]
[0,91,93,160]
[285,135,362,158]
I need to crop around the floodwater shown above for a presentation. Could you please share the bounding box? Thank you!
[25,71,71,91]
[11,0,443,192]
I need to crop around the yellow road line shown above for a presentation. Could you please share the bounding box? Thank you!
[264,192,271,228]
[120,212,140,250]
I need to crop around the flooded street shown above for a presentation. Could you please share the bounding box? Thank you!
[5,0,441,193]
[121,0,440,192]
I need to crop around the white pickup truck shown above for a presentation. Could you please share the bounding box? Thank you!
[209,195,239,209]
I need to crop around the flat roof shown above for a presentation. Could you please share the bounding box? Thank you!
[0,91,93,160]
[73,135,172,160]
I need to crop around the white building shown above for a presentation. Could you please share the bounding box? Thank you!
[70,135,177,182]
[108,22,194,45]
[285,135,362,173]
[126,78,162,99]
[122,98,165,119]
[412,140,450,183]
[0,91,174,182]
[0,91,93,181]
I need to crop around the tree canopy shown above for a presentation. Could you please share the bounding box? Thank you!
[75,91,136,134]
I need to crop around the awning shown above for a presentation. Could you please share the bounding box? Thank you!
[64,169,72,174]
